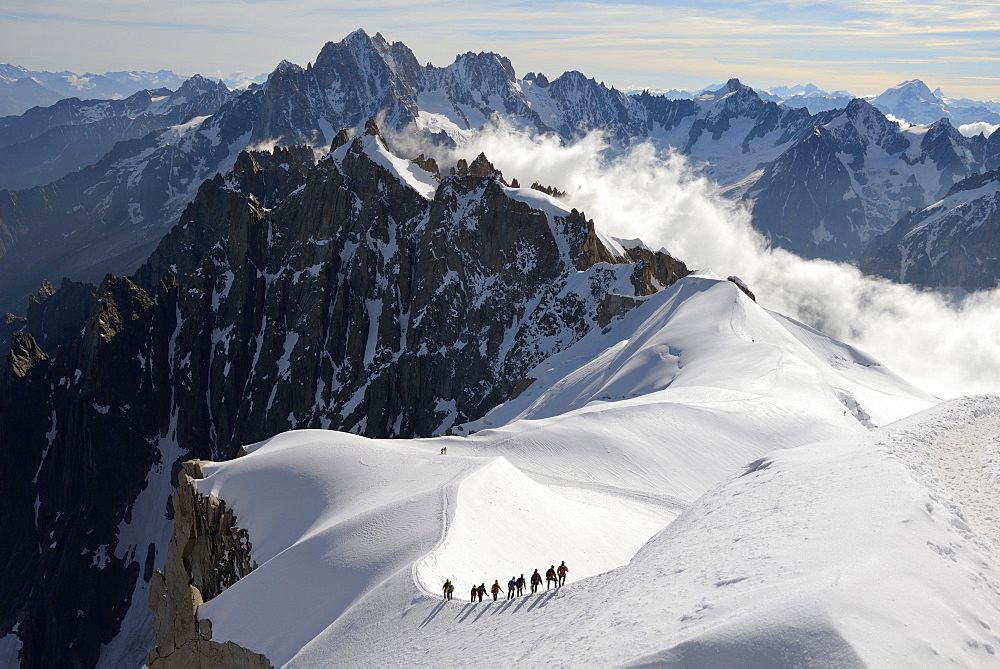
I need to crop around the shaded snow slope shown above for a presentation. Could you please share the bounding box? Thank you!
[186,274,954,666]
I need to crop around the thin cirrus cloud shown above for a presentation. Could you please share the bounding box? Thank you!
[0,0,998,98]
[0,9,243,33]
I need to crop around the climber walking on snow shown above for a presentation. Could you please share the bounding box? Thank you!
[530,569,542,593]
[471,584,477,602]
[516,574,526,596]
[507,576,517,600]
[477,583,486,602]
[442,579,454,600]
[546,565,557,590]
[491,579,503,601]
[557,561,569,586]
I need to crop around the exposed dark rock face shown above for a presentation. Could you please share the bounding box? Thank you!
[620,243,691,296]
[252,32,421,146]
[859,168,1000,291]
[727,276,756,301]
[0,312,26,352]
[986,130,1000,172]
[0,272,176,667]
[0,125,688,667]
[740,125,861,258]
[6,331,48,378]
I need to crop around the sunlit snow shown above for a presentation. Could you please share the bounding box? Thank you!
[180,275,1000,667]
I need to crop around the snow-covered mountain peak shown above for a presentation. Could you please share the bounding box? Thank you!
[269,60,304,80]
[843,95,879,119]
[334,120,440,199]
[879,79,941,104]
[836,96,905,147]
[699,77,747,102]
[328,28,412,72]
[453,50,515,75]
[694,77,765,119]
[924,115,960,137]
[466,273,935,431]
[869,79,957,126]
[171,74,229,99]
[344,26,376,48]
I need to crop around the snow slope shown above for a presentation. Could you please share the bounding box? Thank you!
[187,274,983,667]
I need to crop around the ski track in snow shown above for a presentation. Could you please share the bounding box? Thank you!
[886,398,1000,551]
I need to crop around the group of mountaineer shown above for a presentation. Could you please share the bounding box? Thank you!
[441,561,569,602]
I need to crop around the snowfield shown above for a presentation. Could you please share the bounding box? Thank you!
[189,275,1000,666]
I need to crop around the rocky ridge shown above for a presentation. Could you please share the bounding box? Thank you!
[145,460,268,668]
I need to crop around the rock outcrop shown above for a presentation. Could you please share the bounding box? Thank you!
[6,331,48,378]
[146,461,269,668]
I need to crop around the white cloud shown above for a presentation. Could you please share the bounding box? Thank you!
[958,121,999,137]
[424,126,1000,399]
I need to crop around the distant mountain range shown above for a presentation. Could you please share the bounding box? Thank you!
[0,65,267,118]
[869,79,1000,127]
[0,75,234,191]
[632,79,1000,127]
[1,31,999,318]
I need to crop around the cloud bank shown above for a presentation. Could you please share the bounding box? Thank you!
[425,127,1000,399]
[958,121,999,137]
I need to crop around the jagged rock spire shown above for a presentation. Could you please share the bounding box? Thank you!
[450,152,498,178]
[7,332,47,378]
[468,153,496,178]
[331,127,351,152]
[363,116,382,137]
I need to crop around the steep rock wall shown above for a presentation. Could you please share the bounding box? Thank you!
[146,460,269,668]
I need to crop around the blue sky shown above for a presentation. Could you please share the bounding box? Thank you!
[2,0,999,99]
